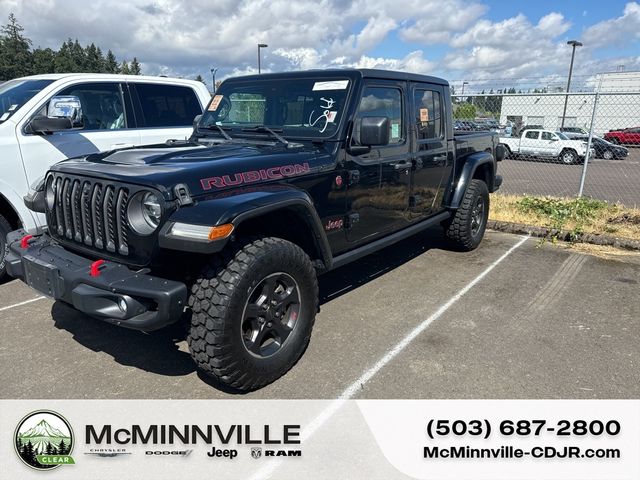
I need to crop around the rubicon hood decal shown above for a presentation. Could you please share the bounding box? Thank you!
[200,163,311,190]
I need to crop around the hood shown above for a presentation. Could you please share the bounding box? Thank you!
[51,141,334,198]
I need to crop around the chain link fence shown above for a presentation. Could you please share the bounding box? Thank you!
[451,89,640,208]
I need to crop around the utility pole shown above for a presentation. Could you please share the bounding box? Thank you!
[210,67,218,94]
[461,81,469,96]
[560,40,583,129]
[258,44,268,74]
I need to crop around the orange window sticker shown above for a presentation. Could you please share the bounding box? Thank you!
[419,108,429,122]
[208,95,223,111]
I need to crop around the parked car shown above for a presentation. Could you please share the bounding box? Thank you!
[604,127,640,145]
[6,68,504,390]
[560,126,589,135]
[572,135,629,159]
[499,129,593,164]
[0,73,211,280]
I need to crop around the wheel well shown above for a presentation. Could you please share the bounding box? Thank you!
[472,162,493,191]
[560,148,577,156]
[0,193,22,228]
[233,207,326,267]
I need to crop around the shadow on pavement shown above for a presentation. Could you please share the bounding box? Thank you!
[50,227,450,390]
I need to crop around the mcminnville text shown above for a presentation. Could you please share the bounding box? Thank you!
[86,424,301,445]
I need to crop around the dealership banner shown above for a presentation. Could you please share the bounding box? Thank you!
[2,400,638,479]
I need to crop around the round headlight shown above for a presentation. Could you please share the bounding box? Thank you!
[142,192,161,228]
[127,191,162,235]
[45,175,56,210]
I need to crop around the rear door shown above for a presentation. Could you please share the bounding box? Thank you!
[409,83,451,220]
[519,130,540,155]
[345,80,411,243]
[128,82,203,145]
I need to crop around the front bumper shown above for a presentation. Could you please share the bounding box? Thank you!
[5,230,187,331]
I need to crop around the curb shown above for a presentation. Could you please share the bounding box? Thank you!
[487,220,640,251]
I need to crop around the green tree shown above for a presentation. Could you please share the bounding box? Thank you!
[454,103,476,120]
[85,43,104,72]
[130,57,141,75]
[54,39,77,72]
[194,74,205,84]
[31,47,56,74]
[120,60,130,74]
[0,13,32,80]
[104,49,119,73]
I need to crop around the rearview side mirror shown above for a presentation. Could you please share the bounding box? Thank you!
[193,114,202,130]
[28,95,84,134]
[48,95,83,127]
[360,116,390,146]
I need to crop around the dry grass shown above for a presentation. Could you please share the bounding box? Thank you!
[489,193,640,241]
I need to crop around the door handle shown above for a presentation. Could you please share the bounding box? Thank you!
[433,155,447,162]
[392,161,412,170]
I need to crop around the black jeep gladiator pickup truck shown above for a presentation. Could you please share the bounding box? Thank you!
[6,69,503,390]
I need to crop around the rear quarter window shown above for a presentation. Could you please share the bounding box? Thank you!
[133,83,202,127]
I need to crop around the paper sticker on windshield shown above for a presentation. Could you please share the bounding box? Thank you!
[8,104,18,111]
[208,95,223,111]
[419,108,429,122]
[312,80,349,91]
[0,112,9,121]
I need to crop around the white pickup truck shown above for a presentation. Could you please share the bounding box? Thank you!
[0,73,211,280]
[499,129,593,165]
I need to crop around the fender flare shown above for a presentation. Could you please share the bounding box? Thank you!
[447,151,495,210]
[159,187,333,269]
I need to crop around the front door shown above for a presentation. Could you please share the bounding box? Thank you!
[345,81,411,243]
[409,83,451,220]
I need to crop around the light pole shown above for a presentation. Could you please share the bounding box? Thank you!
[461,81,469,96]
[560,40,583,129]
[210,67,218,94]
[257,43,268,74]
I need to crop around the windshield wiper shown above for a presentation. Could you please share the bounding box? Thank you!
[241,125,296,148]
[198,124,234,140]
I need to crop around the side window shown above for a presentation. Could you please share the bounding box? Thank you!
[57,83,126,130]
[354,86,403,144]
[414,89,442,140]
[541,131,554,140]
[135,84,202,127]
[525,131,539,140]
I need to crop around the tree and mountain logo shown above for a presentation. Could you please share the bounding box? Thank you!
[14,410,75,470]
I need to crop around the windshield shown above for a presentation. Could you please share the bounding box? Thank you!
[0,79,54,123]
[555,132,570,140]
[199,78,351,139]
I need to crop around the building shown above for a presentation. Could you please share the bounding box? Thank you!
[498,71,640,135]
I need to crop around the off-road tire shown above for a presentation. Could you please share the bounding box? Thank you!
[443,179,489,251]
[0,214,12,282]
[187,236,318,391]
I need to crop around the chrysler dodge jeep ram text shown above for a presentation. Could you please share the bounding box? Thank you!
[5,69,503,390]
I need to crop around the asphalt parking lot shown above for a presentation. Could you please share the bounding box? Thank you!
[1,230,638,399]
[500,147,640,206]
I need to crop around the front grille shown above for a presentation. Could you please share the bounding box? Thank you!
[47,174,130,256]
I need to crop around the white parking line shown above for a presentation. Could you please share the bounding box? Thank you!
[0,296,46,312]
[250,234,530,479]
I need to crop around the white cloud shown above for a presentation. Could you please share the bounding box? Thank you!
[582,1,640,48]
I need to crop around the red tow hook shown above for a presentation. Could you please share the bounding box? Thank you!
[20,235,34,249]
[89,259,106,277]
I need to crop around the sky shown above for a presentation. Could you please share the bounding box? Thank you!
[1,0,639,92]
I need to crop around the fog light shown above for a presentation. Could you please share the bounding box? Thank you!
[118,298,127,313]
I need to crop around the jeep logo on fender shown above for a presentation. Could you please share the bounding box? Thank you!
[200,163,311,190]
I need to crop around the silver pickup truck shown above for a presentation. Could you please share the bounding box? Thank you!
[500,129,593,165]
